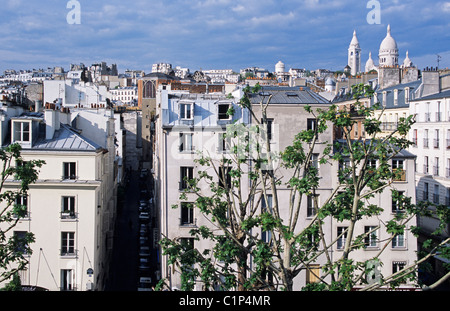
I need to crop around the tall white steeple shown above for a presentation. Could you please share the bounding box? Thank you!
[348,30,362,76]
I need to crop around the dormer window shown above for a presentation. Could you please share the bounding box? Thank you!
[180,103,193,120]
[13,121,30,143]
[218,103,231,120]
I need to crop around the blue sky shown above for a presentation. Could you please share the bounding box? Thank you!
[0,0,449,74]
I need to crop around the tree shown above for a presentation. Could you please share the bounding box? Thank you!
[158,83,450,291]
[0,143,44,286]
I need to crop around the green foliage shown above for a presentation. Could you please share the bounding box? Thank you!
[0,144,45,285]
[158,83,449,292]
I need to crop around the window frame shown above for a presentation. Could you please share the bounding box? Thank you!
[63,162,77,180]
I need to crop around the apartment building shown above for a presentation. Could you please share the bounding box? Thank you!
[153,85,418,290]
[153,84,246,290]
[248,87,417,289]
[409,88,450,284]
[0,101,117,291]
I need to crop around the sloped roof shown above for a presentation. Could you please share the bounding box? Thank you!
[32,123,102,152]
[248,87,330,105]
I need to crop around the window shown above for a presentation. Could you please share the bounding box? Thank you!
[218,166,231,189]
[218,103,231,120]
[306,265,320,284]
[307,118,317,132]
[180,238,194,252]
[307,194,318,217]
[434,157,440,176]
[392,191,405,213]
[260,118,273,141]
[434,184,440,204]
[447,159,450,178]
[261,195,273,244]
[63,162,76,180]
[13,121,30,143]
[337,227,347,250]
[218,132,231,153]
[423,182,429,201]
[61,196,76,218]
[179,133,194,152]
[262,194,273,214]
[434,129,440,148]
[364,226,378,248]
[180,103,193,120]
[392,261,406,274]
[15,195,29,218]
[13,231,30,255]
[412,129,418,147]
[61,269,73,291]
[367,159,377,174]
[180,202,194,226]
[311,154,319,169]
[392,159,405,181]
[424,129,429,148]
[392,234,405,248]
[424,156,429,174]
[61,232,75,256]
[180,167,194,190]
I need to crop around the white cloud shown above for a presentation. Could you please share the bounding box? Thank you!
[249,12,296,26]
[442,2,450,12]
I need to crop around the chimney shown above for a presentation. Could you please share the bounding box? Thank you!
[44,104,60,140]
[421,69,440,97]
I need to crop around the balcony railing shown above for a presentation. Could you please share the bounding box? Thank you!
[434,139,440,149]
[423,138,429,148]
[433,165,439,176]
[381,122,398,132]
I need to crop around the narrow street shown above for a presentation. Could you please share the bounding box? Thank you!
[106,167,159,291]
[106,170,141,291]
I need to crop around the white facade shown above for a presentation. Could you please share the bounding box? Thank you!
[43,80,111,108]
[0,103,118,291]
[154,85,246,290]
[409,90,450,236]
[348,30,362,76]
[109,87,138,105]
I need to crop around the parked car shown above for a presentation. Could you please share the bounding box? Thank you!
[139,212,150,222]
[139,257,151,271]
[139,236,149,246]
[137,277,152,291]
[139,246,151,257]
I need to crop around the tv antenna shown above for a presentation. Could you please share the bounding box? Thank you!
[437,54,442,69]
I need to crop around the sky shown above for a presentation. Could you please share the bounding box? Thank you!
[0,0,449,74]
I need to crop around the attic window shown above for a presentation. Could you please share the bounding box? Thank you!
[13,121,30,143]
[218,103,231,120]
[180,103,193,120]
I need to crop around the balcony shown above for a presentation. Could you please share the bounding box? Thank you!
[433,165,440,176]
[433,139,440,149]
[436,112,442,122]
[381,122,398,132]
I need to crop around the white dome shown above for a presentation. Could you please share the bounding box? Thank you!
[275,61,285,73]
[379,25,398,52]
[403,51,413,67]
[378,24,399,67]
[365,52,376,72]
[325,77,335,85]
